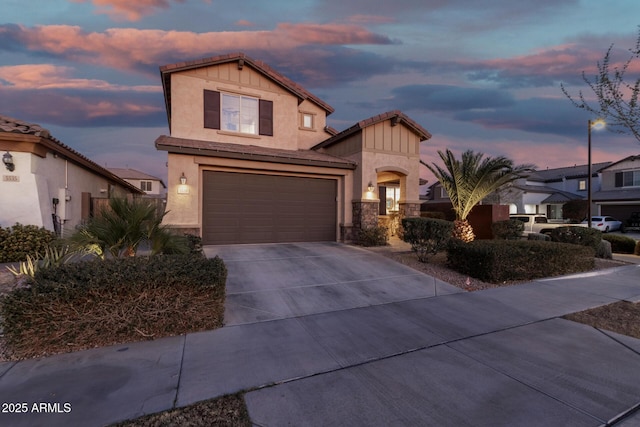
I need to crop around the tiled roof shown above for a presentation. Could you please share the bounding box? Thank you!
[155,135,357,170]
[312,110,432,150]
[160,53,334,129]
[108,168,161,181]
[0,114,143,194]
[600,155,640,170]
[592,188,640,202]
[527,162,612,182]
[0,115,51,137]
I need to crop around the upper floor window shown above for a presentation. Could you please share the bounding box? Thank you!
[300,112,315,130]
[204,90,273,136]
[140,181,152,192]
[440,187,449,199]
[615,170,640,187]
[578,179,586,191]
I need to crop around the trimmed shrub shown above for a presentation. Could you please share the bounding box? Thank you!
[402,217,453,262]
[492,219,524,240]
[0,255,227,359]
[549,226,602,250]
[447,240,595,283]
[420,211,447,220]
[528,232,550,241]
[596,240,612,259]
[602,234,637,254]
[0,224,56,263]
[355,225,389,247]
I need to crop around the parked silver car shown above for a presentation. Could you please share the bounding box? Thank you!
[581,216,623,232]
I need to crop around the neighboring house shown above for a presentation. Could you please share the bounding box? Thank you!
[496,162,611,220]
[424,158,640,225]
[594,155,640,221]
[108,168,167,198]
[155,52,431,244]
[0,115,143,236]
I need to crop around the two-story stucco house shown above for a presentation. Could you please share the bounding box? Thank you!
[155,53,431,244]
[108,168,167,198]
[594,155,640,221]
[0,115,143,236]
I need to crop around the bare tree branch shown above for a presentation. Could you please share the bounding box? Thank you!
[561,26,640,143]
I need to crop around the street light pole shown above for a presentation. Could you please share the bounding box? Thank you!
[587,119,605,229]
[588,119,592,229]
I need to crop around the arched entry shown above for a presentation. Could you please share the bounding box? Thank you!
[376,167,409,236]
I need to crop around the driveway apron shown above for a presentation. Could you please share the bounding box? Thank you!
[204,242,463,325]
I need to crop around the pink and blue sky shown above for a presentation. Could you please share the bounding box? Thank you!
[1,0,639,187]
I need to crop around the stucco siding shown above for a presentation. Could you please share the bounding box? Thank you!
[170,67,329,152]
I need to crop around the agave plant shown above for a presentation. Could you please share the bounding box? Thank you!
[427,149,533,242]
[7,245,80,278]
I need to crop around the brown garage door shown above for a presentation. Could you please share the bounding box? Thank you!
[202,171,337,244]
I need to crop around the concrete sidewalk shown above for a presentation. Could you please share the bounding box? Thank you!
[0,244,638,426]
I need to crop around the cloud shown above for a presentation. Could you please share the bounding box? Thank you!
[0,88,165,127]
[389,84,515,112]
[71,0,188,22]
[0,64,159,91]
[453,97,589,137]
[0,23,394,76]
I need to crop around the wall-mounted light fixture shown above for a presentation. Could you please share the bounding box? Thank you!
[3,152,15,172]
[367,181,375,192]
[177,172,189,194]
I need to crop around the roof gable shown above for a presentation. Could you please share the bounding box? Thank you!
[312,110,432,150]
[160,52,334,129]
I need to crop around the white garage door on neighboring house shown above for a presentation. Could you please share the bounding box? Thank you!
[202,171,337,245]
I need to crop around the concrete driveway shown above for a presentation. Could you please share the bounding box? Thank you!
[204,242,463,325]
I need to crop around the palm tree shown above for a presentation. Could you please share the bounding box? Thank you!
[427,149,533,242]
[69,197,188,258]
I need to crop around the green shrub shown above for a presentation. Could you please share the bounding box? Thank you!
[420,211,447,220]
[602,234,637,254]
[528,232,550,241]
[0,224,56,263]
[0,255,227,359]
[184,233,204,255]
[492,219,524,240]
[402,217,453,262]
[595,240,612,259]
[355,225,389,247]
[69,197,188,258]
[549,226,601,250]
[447,240,595,283]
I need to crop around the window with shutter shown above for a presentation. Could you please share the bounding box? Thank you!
[204,90,220,129]
[259,99,273,136]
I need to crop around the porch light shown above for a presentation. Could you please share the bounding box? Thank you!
[177,172,189,194]
[3,152,15,172]
[367,182,375,192]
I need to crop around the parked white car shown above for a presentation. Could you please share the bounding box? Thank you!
[581,216,623,232]
[510,214,586,236]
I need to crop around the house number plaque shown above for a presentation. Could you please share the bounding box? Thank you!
[2,175,19,182]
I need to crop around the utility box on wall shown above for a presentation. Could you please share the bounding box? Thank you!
[468,204,510,240]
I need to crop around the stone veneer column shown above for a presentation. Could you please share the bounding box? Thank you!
[398,202,422,237]
[352,200,380,232]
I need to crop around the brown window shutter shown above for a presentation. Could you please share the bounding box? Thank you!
[259,99,273,136]
[378,186,386,215]
[204,90,220,129]
[615,172,623,188]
